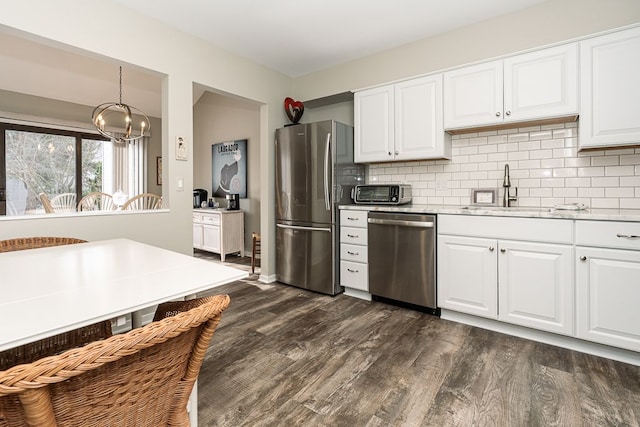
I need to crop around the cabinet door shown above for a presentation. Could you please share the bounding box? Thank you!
[438,235,498,318]
[504,44,578,123]
[395,74,449,160]
[443,60,503,130]
[202,224,220,253]
[577,247,640,352]
[580,26,640,149]
[193,223,203,249]
[498,240,573,335]
[354,85,394,162]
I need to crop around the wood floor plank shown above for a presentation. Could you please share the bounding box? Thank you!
[196,255,640,427]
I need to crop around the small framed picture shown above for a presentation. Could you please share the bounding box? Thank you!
[156,157,162,185]
[471,188,498,206]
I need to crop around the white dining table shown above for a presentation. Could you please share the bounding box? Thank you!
[0,237,248,425]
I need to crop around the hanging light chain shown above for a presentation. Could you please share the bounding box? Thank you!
[119,66,123,105]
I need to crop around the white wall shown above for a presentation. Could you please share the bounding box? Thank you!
[0,0,292,280]
[293,0,640,101]
[193,91,261,251]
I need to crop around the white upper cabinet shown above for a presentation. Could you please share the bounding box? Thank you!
[354,74,450,163]
[354,85,394,163]
[444,44,578,131]
[444,60,503,129]
[579,26,640,150]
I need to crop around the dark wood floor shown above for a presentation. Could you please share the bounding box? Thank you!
[195,255,640,427]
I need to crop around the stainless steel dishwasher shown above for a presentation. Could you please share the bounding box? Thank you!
[368,212,438,314]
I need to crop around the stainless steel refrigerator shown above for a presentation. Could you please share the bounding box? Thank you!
[275,120,365,295]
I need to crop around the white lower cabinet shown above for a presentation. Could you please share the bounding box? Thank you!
[339,210,369,299]
[498,240,573,335]
[438,235,497,318]
[193,209,244,261]
[576,220,640,352]
[438,215,574,335]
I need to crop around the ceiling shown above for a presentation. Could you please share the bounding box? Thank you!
[0,0,549,118]
[110,0,549,77]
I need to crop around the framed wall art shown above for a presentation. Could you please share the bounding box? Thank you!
[211,139,247,198]
[156,157,162,185]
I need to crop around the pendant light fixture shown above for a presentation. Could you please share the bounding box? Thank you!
[91,66,150,143]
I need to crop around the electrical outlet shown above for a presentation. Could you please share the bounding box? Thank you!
[435,179,447,190]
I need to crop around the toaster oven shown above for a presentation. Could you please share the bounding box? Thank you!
[352,184,412,205]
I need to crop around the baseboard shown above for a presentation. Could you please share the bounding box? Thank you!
[441,309,640,367]
[259,273,276,283]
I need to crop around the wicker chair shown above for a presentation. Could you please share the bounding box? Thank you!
[0,295,231,427]
[0,237,112,372]
[77,192,116,211]
[0,237,87,253]
[121,193,162,210]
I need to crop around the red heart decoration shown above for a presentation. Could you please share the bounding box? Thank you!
[284,97,304,124]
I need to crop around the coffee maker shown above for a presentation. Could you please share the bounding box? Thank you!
[225,193,240,210]
[193,189,208,208]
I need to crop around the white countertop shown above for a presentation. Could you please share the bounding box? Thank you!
[193,208,242,214]
[340,204,640,222]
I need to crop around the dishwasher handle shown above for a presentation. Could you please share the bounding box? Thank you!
[367,218,434,228]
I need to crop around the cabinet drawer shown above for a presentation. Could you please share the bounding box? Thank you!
[576,220,640,250]
[201,213,220,225]
[340,243,368,263]
[439,214,573,244]
[340,226,368,245]
[340,210,368,228]
[192,213,202,222]
[340,260,368,291]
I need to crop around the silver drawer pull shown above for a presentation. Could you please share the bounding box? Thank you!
[347,217,359,220]
[347,234,359,238]
[368,218,434,228]
[616,233,640,239]
[347,268,359,273]
[347,251,359,256]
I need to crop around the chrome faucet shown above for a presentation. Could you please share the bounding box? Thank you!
[503,164,518,207]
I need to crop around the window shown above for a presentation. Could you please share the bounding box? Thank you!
[0,123,147,215]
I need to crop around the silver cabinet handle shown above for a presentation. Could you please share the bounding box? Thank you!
[347,268,359,273]
[580,256,587,261]
[489,246,495,251]
[277,224,331,232]
[616,233,640,239]
[395,151,399,155]
[388,151,392,156]
[347,217,358,221]
[500,248,506,253]
[347,234,359,238]
[506,110,511,116]
[496,112,501,117]
[347,251,359,256]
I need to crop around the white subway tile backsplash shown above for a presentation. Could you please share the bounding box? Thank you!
[367,122,640,208]
[605,165,635,176]
[578,167,605,177]
[620,198,640,209]
[591,156,620,166]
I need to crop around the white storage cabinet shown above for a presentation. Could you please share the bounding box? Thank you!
[579,26,640,149]
[444,44,578,130]
[438,215,574,335]
[354,74,450,163]
[339,210,370,300]
[576,220,640,352]
[193,209,244,261]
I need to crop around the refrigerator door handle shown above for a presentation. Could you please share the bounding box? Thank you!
[323,132,331,211]
[277,224,331,232]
